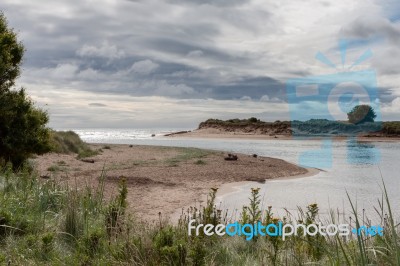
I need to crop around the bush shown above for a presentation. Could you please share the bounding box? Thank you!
[382,122,400,135]
[0,89,52,167]
[248,117,259,123]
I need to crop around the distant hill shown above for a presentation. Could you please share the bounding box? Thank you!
[197,118,400,137]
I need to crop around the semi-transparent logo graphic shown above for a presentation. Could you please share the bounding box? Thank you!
[286,40,381,168]
[188,220,384,241]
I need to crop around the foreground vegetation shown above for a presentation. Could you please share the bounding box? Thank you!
[0,164,399,265]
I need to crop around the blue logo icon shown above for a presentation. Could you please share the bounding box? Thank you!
[286,40,381,168]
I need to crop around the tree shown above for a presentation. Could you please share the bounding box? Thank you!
[347,105,377,124]
[0,12,51,167]
[0,12,24,92]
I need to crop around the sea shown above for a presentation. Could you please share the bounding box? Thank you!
[72,128,400,224]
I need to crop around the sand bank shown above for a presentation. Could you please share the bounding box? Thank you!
[33,144,313,221]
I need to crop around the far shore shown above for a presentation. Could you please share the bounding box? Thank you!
[164,128,400,142]
[33,143,315,221]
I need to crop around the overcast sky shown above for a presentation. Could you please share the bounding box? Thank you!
[1,0,400,129]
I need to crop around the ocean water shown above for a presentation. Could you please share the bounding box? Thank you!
[73,128,184,141]
[74,128,400,223]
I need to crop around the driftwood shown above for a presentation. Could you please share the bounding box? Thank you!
[245,177,266,183]
[164,130,191,136]
[224,153,238,161]
[81,158,95,163]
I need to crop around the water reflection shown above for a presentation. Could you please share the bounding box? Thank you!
[346,138,381,165]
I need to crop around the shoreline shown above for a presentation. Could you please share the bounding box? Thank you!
[33,143,312,221]
[216,167,320,197]
[170,167,320,223]
[164,128,400,142]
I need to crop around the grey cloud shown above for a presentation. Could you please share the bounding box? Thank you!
[210,77,285,101]
[77,42,125,59]
[2,0,400,128]
[89,103,107,107]
[129,60,159,75]
[143,37,240,62]
[340,16,400,44]
[187,50,204,57]
[167,0,250,7]
[339,13,400,81]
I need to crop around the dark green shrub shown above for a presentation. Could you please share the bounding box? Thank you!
[0,89,52,167]
[41,232,55,256]
[189,238,207,266]
[82,228,104,257]
[154,226,187,265]
[0,14,51,168]
[347,105,376,124]
[382,122,400,135]
[248,117,259,123]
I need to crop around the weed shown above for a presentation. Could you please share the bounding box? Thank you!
[194,160,206,165]
[165,148,214,166]
[47,165,60,172]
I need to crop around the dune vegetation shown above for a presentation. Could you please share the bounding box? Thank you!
[49,131,99,159]
[198,117,400,137]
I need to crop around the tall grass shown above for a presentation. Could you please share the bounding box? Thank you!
[0,164,399,265]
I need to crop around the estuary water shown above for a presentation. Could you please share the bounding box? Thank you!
[74,128,400,223]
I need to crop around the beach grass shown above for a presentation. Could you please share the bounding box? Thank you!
[50,131,100,159]
[0,164,399,265]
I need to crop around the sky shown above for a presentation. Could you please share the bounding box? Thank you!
[1,0,400,129]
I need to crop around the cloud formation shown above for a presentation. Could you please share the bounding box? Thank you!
[1,0,399,127]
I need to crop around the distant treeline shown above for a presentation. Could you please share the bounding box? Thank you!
[198,118,400,136]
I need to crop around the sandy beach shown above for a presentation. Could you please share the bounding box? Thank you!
[33,144,312,221]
